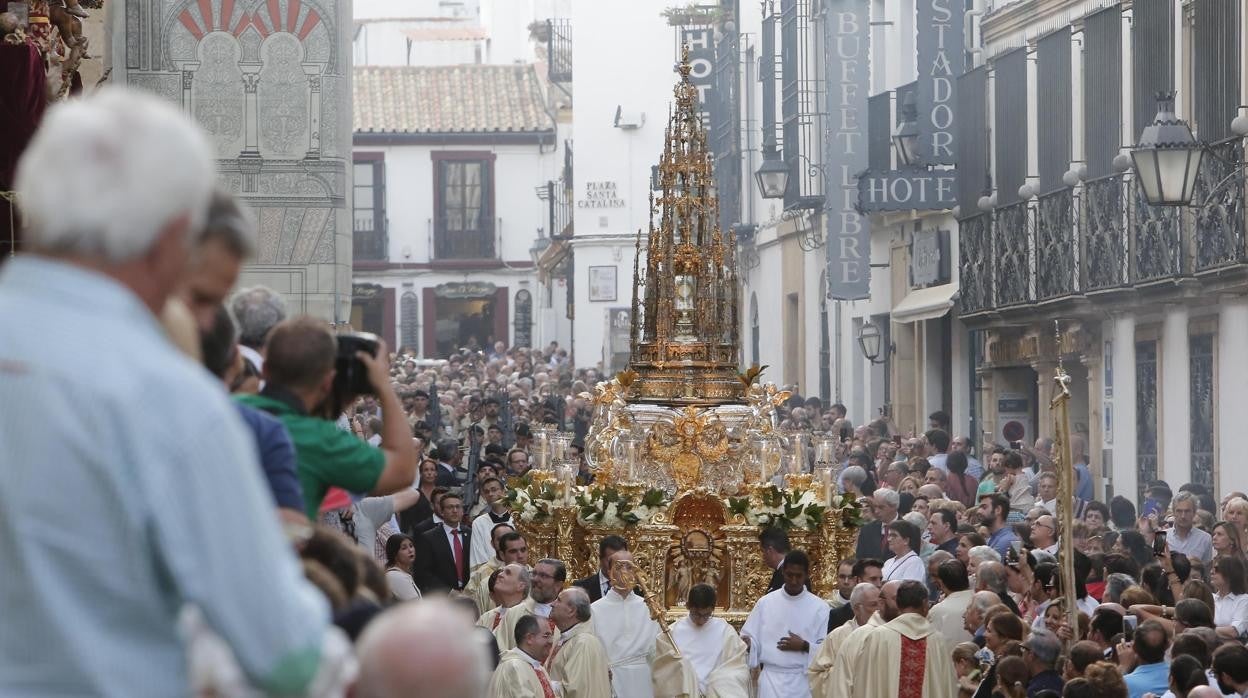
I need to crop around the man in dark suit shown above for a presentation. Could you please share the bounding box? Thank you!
[828,557,883,632]
[854,488,898,562]
[572,535,628,602]
[416,491,472,592]
[433,439,462,488]
[759,528,791,593]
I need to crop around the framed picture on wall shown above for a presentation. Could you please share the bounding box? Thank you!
[588,265,617,302]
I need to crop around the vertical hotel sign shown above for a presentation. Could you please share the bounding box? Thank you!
[824,0,871,300]
[915,0,964,165]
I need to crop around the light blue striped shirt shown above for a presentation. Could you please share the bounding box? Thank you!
[0,256,328,696]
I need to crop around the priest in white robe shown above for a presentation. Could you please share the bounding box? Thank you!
[740,550,831,698]
[591,551,659,698]
[669,584,750,698]
[808,582,880,697]
[466,523,516,614]
[548,587,612,698]
[478,564,531,633]
[489,614,560,698]
[497,559,565,652]
[847,580,956,698]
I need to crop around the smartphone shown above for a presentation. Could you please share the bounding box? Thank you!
[892,435,903,445]
[1154,530,1167,556]
[1123,614,1138,643]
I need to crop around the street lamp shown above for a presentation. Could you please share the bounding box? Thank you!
[857,321,887,364]
[755,150,790,199]
[1130,93,1204,207]
[892,92,920,167]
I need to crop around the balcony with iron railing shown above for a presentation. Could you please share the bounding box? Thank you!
[959,138,1247,320]
[353,215,388,262]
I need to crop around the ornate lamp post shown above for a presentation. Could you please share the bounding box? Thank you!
[1130,93,1204,207]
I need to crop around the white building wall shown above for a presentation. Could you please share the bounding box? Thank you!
[355,142,556,264]
[568,0,674,368]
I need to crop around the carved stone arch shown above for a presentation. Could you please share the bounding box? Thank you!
[162,0,339,73]
[192,31,245,154]
[257,31,308,156]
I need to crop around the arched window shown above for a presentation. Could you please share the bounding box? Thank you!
[819,273,831,402]
[400,291,419,353]
[513,290,533,349]
[750,293,760,366]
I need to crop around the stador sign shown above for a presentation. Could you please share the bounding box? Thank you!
[824,0,872,301]
[915,0,965,165]
[856,170,958,211]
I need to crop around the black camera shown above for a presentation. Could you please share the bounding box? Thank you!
[334,332,380,398]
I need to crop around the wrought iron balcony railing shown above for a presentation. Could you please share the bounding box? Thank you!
[958,136,1246,319]
[993,200,1033,307]
[1035,189,1078,300]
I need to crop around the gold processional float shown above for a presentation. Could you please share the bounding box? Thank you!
[507,48,863,627]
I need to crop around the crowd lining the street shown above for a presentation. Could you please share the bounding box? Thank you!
[6,88,1248,698]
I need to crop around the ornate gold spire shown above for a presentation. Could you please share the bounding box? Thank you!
[627,45,744,405]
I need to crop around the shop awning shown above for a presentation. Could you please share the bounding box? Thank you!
[891,283,959,323]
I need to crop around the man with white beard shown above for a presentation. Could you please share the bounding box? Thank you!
[740,551,830,698]
[591,550,658,697]
[667,584,749,697]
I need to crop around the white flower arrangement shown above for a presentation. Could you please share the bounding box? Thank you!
[576,487,670,528]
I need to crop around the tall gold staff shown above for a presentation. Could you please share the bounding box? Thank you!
[613,558,680,657]
[1049,321,1080,640]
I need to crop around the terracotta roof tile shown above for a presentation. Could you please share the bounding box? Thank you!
[353,64,553,135]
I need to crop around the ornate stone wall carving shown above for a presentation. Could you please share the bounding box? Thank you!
[117,0,350,319]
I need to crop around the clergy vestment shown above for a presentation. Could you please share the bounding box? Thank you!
[821,612,885,698]
[489,647,560,698]
[847,613,956,698]
[466,556,504,614]
[548,621,612,698]
[669,616,750,698]
[497,596,561,652]
[740,587,831,698]
[479,605,511,632]
[471,510,512,569]
[926,589,973,644]
[808,615,865,697]
[592,589,658,698]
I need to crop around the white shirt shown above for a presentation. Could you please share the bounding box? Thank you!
[1168,526,1214,565]
[881,551,926,583]
[1038,498,1057,514]
[671,616,732,693]
[1214,592,1248,636]
[443,523,466,579]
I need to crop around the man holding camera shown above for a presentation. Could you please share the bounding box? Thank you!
[238,317,418,520]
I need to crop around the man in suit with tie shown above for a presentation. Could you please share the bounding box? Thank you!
[417,491,472,592]
[572,535,628,602]
[759,527,792,593]
[854,488,900,562]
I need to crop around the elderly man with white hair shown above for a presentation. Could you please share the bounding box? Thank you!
[808,582,882,696]
[0,88,349,696]
[356,598,492,698]
[230,285,287,372]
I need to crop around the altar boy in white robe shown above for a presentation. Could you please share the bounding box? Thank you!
[669,584,749,698]
[740,550,830,698]
[591,550,658,698]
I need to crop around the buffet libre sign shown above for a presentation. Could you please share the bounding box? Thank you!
[824,0,872,301]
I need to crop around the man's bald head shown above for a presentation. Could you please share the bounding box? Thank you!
[880,580,903,621]
[355,598,490,698]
